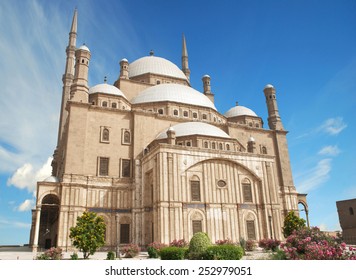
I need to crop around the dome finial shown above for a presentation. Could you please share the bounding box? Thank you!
[149,50,154,56]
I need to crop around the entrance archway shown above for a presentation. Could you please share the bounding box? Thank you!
[38,194,60,249]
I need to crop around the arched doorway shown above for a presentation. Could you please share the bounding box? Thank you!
[38,194,60,249]
[297,194,309,227]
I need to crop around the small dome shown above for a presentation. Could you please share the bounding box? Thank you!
[128,56,188,81]
[248,136,255,142]
[156,122,230,139]
[132,83,217,110]
[264,84,274,89]
[121,58,128,63]
[89,83,127,98]
[203,74,210,78]
[78,44,90,52]
[43,176,59,183]
[224,105,258,118]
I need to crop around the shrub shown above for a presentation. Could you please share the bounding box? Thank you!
[282,227,356,260]
[245,240,256,251]
[70,252,79,260]
[120,243,140,258]
[202,245,244,260]
[270,249,287,260]
[188,232,212,259]
[36,247,63,260]
[147,242,167,258]
[215,238,235,245]
[169,239,189,247]
[106,251,116,260]
[160,247,187,260]
[239,238,246,254]
[259,239,281,252]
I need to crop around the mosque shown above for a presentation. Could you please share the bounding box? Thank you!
[29,10,308,251]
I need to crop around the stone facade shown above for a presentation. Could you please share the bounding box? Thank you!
[336,199,356,244]
[29,10,306,252]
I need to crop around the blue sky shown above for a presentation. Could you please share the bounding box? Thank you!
[0,0,355,245]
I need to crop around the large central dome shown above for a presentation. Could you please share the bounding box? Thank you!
[131,83,217,110]
[128,56,188,81]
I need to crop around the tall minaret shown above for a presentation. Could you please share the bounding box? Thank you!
[181,34,190,82]
[70,44,91,102]
[57,9,77,145]
[263,84,284,130]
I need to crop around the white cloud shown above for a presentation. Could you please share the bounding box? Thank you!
[17,199,35,212]
[296,158,332,193]
[318,145,341,156]
[319,117,347,135]
[7,157,52,193]
[0,218,31,229]
[0,1,66,174]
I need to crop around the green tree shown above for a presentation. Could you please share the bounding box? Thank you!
[69,212,106,259]
[282,211,306,238]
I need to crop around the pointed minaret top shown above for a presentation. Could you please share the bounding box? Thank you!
[70,9,78,34]
[182,33,188,57]
[181,33,190,81]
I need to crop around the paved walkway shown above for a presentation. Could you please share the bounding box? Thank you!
[0,246,271,260]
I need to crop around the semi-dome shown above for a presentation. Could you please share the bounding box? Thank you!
[128,56,188,81]
[224,105,258,118]
[264,84,274,89]
[132,83,217,110]
[89,83,127,98]
[156,122,230,139]
[43,176,59,183]
[78,44,90,52]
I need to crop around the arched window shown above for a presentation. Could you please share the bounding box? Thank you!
[211,142,216,149]
[204,141,208,148]
[102,101,108,107]
[226,144,230,151]
[192,220,202,234]
[183,111,188,117]
[111,103,117,108]
[102,128,109,142]
[186,141,191,147]
[202,114,207,120]
[262,146,267,154]
[123,131,130,144]
[242,179,252,202]
[158,109,164,115]
[350,207,354,216]
[193,112,198,119]
[191,178,201,201]
[246,220,256,240]
[173,109,178,116]
[219,143,223,150]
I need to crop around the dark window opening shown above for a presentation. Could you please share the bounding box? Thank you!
[120,224,130,243]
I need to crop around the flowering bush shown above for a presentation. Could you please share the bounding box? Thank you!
[282,227,356,260]
[169,239,189,248]
[245,240,256,251]
[215,238,236,246]
[258,238,281,252]
[120,243,140,258]
[147,242,167,258]
[37,247,63,260]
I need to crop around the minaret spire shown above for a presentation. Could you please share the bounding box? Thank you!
[57,9,78,146]
[181,34,190,82]
[263,84,284,130]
